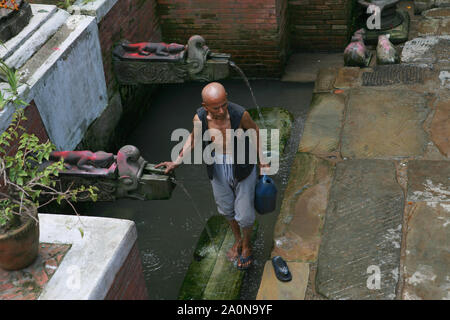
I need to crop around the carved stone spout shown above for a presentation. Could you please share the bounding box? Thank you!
[43,145,176,201]
[112,35,231,85]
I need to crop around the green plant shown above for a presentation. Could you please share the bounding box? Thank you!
[0,60,97,233]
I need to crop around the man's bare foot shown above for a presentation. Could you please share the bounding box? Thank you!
[237,246,253,270]
[226,240,242,262]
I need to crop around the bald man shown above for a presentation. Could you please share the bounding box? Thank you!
[156,82,268,270]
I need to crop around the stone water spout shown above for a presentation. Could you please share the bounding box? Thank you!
[41,145,176,201]
[0,0,32,42]
[112,35,231,85]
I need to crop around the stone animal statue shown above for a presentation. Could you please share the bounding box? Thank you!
[187,35,211,74]
[49,151,115,171]
[344,29,372,67]
[376,34,399,65]
[116,145,147,200]
[122,42,185,56]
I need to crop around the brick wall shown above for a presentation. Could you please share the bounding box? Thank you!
[98,0,162,94]
[105,241,149,300]
[289,0,352,52]
[156,0,289,78]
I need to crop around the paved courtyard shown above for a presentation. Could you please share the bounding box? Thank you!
[258,1,450,300]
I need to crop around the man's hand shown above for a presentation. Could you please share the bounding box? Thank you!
[259,163,270,176]
[155,161,179,174]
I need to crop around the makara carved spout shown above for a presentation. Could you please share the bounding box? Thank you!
[42,145,176,201]
[112,35,231,85]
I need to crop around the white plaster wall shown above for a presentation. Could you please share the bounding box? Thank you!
[30,15,107,151]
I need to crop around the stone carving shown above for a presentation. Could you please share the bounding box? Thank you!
[358,0,404,30]
[376,34,399,64]
[357,0,410,45]
[186,35,211,74]
[0,0,32,42]
[43,145,176,201]
[118,42,186,62]
[112,35,230,85]
[49,151,115,171]
[344,29,372,67]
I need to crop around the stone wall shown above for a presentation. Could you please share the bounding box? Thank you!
[156,0,290,78]
[289,0,352,51]
[96,0,162,94]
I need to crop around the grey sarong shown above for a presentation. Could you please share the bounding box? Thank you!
[210,154,258,228]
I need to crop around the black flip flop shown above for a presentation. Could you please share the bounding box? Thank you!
[237,254,253,270]
[272,256,292,282]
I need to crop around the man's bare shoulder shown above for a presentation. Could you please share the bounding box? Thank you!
[240,110,257,129]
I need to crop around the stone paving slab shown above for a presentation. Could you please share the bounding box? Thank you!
[316,160,404,300]
[333,67,362,89]
[429,96,450,157]
[273,152,334,239]
[407,160,450,202]
[418,18,450,36]
[402,202,450,300]
[272,153,334,262]
[341,88,430,159]
[256,261,309,300]
[298,93,346,157]
[314,67,338,93]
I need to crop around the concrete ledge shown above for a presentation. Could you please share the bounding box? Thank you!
[69,0,119,23]
[5,7,70,71]
[20,14,108,150]
[37,214,137,300]
[0,5,58,61]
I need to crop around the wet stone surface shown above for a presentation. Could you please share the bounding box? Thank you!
[429,95,450,157]
[341,88,430,159]
[316,160,404,300]
[298,93,346,157]
[314,67,338,93]
[333,67,361,89]
[402,202,450,300]
[407,160,450,202]
[272,152,334,262]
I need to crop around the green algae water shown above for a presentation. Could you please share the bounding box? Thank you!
[76,80,314,299]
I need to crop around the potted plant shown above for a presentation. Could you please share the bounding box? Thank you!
[0,60,97,270]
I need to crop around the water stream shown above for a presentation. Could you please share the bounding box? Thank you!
[229,61,267,129]
[73,80,314,299]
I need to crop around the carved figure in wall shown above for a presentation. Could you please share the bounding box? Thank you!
[121,42,185,57]
[116,145,147,199]
[376,34,399,64]
[49,151,115,171]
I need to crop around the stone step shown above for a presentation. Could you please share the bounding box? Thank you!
[0,5,58,61]
[316,160,404,300]
[5,7,70,71]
